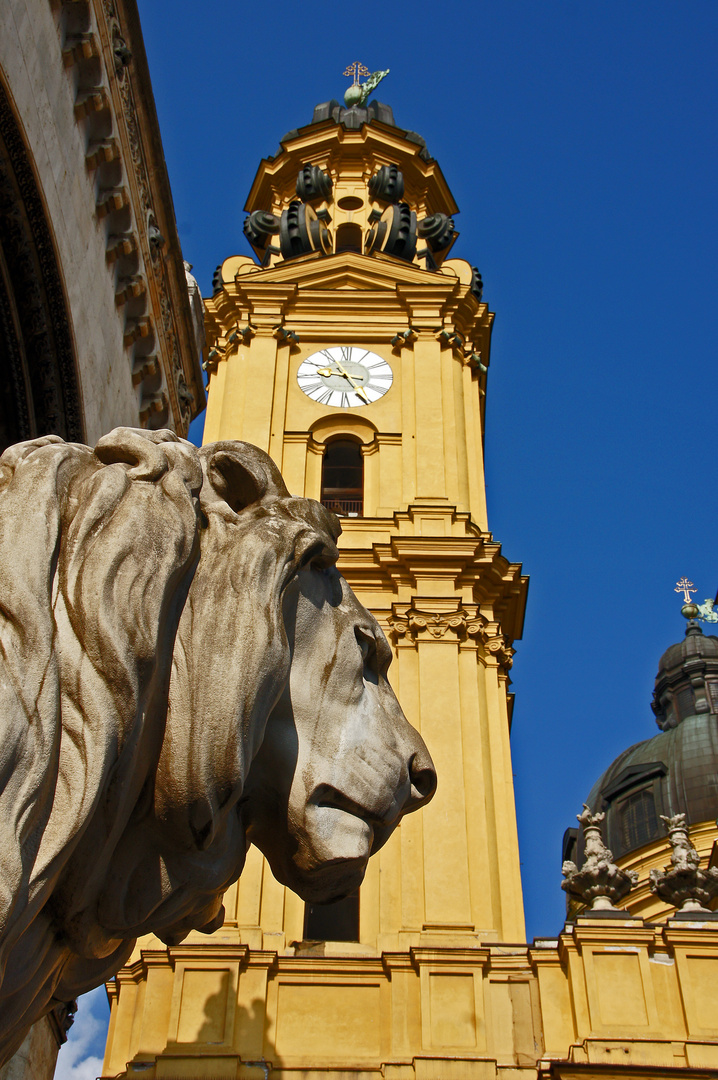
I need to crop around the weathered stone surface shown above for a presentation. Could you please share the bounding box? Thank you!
[0,1017,59,1080]
[562,804,638,912]
[0,428,435,1065]
[650,813,718,915]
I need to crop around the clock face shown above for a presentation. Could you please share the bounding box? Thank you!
[296,347,393,408]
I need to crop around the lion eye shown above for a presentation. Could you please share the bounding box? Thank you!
[355,626,377,665]
[300,541,331,570]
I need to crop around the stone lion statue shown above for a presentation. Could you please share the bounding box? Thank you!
[0,429,435,1064]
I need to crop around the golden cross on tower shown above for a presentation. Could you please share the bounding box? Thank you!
[344,61,369,86]
[675,577,697,603]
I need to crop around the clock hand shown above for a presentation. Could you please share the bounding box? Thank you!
[332,360,370,403]
[317,363,370,403]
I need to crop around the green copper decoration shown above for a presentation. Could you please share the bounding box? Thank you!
[343,62,390,107]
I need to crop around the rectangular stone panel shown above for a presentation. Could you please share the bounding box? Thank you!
[429,973,476,1048]
[177,969,230,1043]
[592,953,648,1028]
[686,957,718,1034]
[275,983,381,1059]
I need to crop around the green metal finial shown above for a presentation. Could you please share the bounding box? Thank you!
[343,62,390,108]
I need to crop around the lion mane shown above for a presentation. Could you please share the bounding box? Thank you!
[0,428,343,1062]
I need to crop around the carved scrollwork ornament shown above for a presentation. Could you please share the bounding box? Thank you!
[176,375,194,416]
[483,633,515,669]
[435,329,465,356]
[368,164,405,204]
[417,212,456,252]
[203,346,220,373]
[243,210,281,250]
[279,202,332,260]
[466,350,488,375]
[147,213,165,262]
[390,328,417,350]
[227,325,255,347]
[365,203,417,262]
[389,608,486,644]
[296,163,333,203]
[470,267,484,301]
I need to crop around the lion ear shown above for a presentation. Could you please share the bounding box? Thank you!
[199,442,289,516]
[94,427,191,483]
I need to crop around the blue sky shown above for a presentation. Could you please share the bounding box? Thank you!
[61,0,718,1072]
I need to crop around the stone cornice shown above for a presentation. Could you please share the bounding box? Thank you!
[204,252,493,349]
[245,120,459,219]
[233,281,298,330]
[396,280,462,326]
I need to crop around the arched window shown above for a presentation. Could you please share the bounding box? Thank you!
[334,223,363,254]
[321,438,363,517]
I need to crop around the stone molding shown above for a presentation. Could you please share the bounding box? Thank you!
[337,507,528,645]
[51,0,204,433]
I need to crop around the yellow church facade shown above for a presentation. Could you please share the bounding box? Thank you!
[101,97,718,1080]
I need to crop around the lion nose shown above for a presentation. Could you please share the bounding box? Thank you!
[406,747,437,810]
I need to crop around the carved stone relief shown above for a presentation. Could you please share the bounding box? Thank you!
[388,603,514,668]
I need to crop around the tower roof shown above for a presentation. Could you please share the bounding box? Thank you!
[279,100,433,163]
[653,620,718,729]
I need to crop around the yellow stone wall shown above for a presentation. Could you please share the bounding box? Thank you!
[102,112,718,1080]
[104,918,718,1078]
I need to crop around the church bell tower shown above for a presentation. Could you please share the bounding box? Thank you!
[102,86,531,1078]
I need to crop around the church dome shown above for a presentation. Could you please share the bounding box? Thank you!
[569,620,718,865]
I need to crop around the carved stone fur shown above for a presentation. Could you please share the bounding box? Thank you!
[0,429,435,1063]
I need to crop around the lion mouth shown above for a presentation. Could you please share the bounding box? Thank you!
[309,783,397,828]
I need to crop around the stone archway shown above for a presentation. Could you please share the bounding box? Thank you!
[0,78,83,451]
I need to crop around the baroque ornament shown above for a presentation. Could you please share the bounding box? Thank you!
[649,813,718,916]
[0,429,435,1065]
[388,606,515,668]
[389,607,485,642]
[562,805,638,913]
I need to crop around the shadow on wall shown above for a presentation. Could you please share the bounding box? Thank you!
[159,986,283,1075]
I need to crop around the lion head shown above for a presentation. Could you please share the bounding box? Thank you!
[243,567,436,902]
[0,430,435,1064]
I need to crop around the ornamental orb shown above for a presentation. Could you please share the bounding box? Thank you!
[344,83,362,108]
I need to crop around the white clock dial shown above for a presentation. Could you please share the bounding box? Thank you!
[297,347,393,408]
